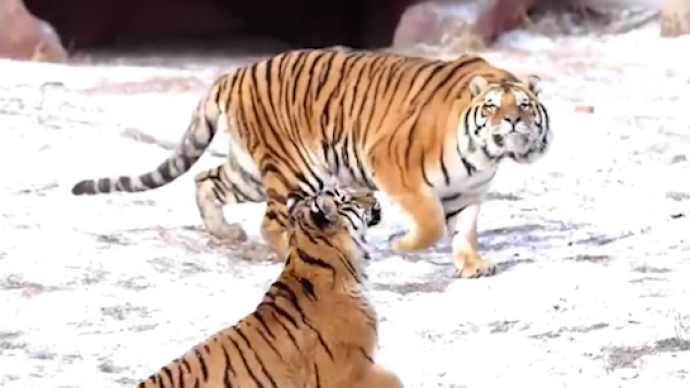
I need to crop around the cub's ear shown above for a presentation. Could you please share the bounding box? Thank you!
[469,76,489,97]
[524,74,542,97]
[310,195,338,229]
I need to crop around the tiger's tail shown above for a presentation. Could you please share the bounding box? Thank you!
[71,80,225,196]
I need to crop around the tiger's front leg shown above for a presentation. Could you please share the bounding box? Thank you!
[446,201,496,278]
[260,174,293,261]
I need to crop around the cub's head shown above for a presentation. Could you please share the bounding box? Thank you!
[286,188,381,252]
[466,74,551,164]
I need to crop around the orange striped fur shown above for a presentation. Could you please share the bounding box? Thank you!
[72,49,551,278]
[132,188,399,388]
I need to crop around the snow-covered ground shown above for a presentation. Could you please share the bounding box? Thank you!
[1,17,690,388]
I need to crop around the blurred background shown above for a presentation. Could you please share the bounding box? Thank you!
[0,0,678,64]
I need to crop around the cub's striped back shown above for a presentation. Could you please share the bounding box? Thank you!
[133,188,402,388]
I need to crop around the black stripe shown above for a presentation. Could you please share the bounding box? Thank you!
[182,358,192,376]
[251,311,276,340]
[228,333,265,388]
[236,326,278,388]
[314,363,322,388]
[254,324,285,362]
[444,206,466,222]
[268,309,301,351]
[178,357,188,388]
[271,282,335,360]
[161,366,174,386]
[441,193,461,203]
[295,248,336,277]
[359,346,374,363]
[220,341,236,388]
[193,348,209,382]
[298,277,317,301]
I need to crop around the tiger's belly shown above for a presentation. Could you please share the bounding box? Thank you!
[433,162,499,215]
[322,150,377,191]
[328,169,376,190]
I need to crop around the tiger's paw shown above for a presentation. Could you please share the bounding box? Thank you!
[453,251,497,279]
[387,231,424,252]
[209,223,248,245]
[387,231,405,247]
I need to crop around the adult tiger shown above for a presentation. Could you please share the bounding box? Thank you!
[71,49,551,278]
[131,188,400,388]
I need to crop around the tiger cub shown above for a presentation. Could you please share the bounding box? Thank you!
[132,188,403,388]
[71,49,551,278]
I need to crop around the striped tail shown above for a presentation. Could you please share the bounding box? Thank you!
[71,87,222,196]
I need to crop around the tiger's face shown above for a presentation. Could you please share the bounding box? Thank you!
[287,188,381,244]
[467,75,551,164]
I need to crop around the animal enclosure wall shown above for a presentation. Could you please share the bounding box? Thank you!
[22,0,410,49]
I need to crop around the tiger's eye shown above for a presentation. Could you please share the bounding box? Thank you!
[484,105,497,113]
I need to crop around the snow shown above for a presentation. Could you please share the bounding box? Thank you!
[1,19,690,388]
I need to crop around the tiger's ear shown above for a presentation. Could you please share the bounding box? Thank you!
[469,76,489,97]
[525,74,542,97]
[310,195,338,229]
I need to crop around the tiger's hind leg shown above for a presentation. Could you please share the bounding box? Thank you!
[382,185,446,253]
[194,161,266,244]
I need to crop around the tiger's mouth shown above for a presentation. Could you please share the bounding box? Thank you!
[493,126,536,151]
[504,131,532,149]
[504,133,547,163]
[489,127,545,164]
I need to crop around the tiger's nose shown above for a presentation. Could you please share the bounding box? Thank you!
[504,115,519,125]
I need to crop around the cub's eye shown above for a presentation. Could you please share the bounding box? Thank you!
[519,103,531,111]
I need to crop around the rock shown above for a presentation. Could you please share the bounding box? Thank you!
[661,0,690,37]
[0,0,68,62]
[392,1,486,49]
[26,0,413,51]
[393,0,599,50]
[475,0,537,44]
[393,2,445,47]
[392,0,546,50]
[574,104,595,114]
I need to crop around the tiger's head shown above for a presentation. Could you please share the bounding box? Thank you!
[286,188,381,260]
[465,74,551,164]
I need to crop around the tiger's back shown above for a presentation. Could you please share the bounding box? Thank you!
[70,49,515,198]
[134,188,401,388]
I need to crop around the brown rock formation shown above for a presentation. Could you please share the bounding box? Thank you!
[661,0,690,37]
[3,0,603,62]
[392,0,539,50]
[476,0,536,45]
[0,0,68,62]
[23,0,412,50]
